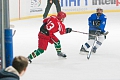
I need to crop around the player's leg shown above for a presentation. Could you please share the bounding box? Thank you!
[81,40,94,52]
[54,40,67,57]
[80,30,96,53]
[92,35,105,53]
[53,0,61,13]
[49,35,66,57]
[28,48,44,63]
[54,40,61,53]
[43,0,53,19]
[27,32,50,63]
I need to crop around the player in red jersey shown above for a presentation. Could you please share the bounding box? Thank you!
[27,11,72,63]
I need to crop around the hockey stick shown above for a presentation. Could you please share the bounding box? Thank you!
[10,24,16,37]
[87,36,97,60]
[87,31,109,60]
[12,30,16,37]
[72,30,90,34]
[72,30,109,36]
[51,38,58,45]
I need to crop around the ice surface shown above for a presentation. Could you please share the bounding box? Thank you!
[10,12,120,80]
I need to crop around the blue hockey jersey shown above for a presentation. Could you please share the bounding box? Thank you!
[88,13,107,33]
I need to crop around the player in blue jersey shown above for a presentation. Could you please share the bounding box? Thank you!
[80,8,107,53]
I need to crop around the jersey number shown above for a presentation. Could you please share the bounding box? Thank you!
[93,20,101,27]
[46,21,54,30]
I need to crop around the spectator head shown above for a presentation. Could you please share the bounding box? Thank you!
[12,56,28,76]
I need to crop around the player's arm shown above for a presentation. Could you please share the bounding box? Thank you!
[40,18,49,36]
[98,15,107,32]
[40,23,49,36]
[58,23,66,35]
[58,23,72,35]
[88,15,93,27]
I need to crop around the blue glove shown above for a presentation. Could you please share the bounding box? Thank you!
[95,30,101,36]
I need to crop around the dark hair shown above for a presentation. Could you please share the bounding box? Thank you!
[12,56,28,74]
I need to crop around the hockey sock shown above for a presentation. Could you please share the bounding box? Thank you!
[95,41,102,49]
[82,43,90,51]
[54,40,61,53]
[85,43,90,48]
[29,48,44,59]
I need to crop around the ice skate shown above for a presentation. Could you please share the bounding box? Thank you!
[57,52,67,58]
[91,46,97,53]
[27,56,32,63]
[80,45,89,54]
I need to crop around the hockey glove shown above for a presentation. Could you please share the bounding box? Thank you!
[95,30,101,36]
[66,28,72,33]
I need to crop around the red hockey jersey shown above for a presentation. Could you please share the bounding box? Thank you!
[43,15,66,35]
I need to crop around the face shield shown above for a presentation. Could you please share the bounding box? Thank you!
[96,8,103,16]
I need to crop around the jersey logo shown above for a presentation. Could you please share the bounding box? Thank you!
[93,20,101,27]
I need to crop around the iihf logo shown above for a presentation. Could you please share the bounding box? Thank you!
[31,0,41,7]
[30,0,42,12]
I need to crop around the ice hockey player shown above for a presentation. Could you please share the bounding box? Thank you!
[80,8,107,54]
[27,11,72,63]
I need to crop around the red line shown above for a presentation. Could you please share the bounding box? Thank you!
[19,0,20,19]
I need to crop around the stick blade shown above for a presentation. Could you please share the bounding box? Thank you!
[87,56,90,60]
[104,31,109,36]
[87,54,91,60]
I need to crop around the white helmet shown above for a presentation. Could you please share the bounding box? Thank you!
[96,7,103,12]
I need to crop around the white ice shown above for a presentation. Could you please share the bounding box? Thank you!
[10,12,120,80]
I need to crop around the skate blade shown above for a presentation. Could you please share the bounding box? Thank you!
[28,60,32,64]
[58,56,67,59]
[79,51,89,55]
